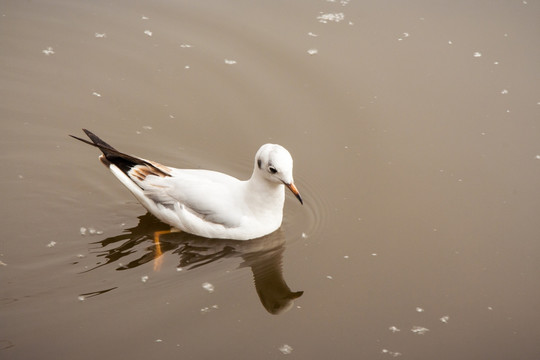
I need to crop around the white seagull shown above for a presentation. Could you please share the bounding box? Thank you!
[71,129,303,240]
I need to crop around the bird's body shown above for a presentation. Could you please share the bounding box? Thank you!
[71,129,302,240]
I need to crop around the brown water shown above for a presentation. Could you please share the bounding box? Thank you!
[2,0,540,358]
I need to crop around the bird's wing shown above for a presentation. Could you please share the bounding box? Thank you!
[142,169,245,228]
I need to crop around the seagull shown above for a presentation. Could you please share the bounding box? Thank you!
[70,129,303,240]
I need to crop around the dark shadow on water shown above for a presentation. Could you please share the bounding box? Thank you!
[84,213,303,315]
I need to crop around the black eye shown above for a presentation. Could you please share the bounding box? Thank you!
[268,166,277,174]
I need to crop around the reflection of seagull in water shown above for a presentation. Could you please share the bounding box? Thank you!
[70,129,303,240]
[85,213,303,314]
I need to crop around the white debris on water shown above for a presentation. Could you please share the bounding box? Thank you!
[307,48,318,55]
[326,275,333,280]
[141,275,149,283]
[202,282,215,293]
[501,89,509,95]
[155,339,163,343]
[224,59,237,65]
[42,46,55,55]
[440,315,450,323]
[382,349,402,357]
[80,227,103,236]
[46,241,57,248]
[142,125,153,130]
[92,91,102,97]
[473,52,482,58]
[301,232,308,239]
[389,326,401,333]
[411,326,430,335]
[0,260,8,266]
[397,32,410,41]
[415,307,424,313]
[180,44,192,48]
[200,305,219,314]
[144,30,153,37]
[317,12,345,23]
[535,155,540,160]
[308,32,319,37]
[94,33,106,38]
[141,15,149,20]
[78,295,86,301]
[279,344,293,355]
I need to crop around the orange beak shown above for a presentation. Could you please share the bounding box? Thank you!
[286,182,303,205]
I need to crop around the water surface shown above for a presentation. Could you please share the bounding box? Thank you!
[1,0,540,359]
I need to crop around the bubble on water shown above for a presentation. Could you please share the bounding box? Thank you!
[440,315,450,323]
[279,344,293,355]
[411,326,429,335]
[202,282,214,293]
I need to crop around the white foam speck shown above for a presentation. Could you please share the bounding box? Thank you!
[279,344,293,355]
[382,349,402,357]
[141,15,149,20]
[473,52,482,57]
[180,44,192,48]
[78,295,85,301]
[308,32,319,37]
[46,241,56,248]
[202,282,215,293]
[416,307,424,313]
[155,339,163,343]
[224,59,237,65]
[94,33,106,38]
[317,12,345,23]
[144,30,153,37]
[42,46,55,55]
[389,326,401,333]
[200,305,219,314]
[501,89,509,94]
[142,125,152,130]
[326,275,333,280]
[535,155,540,160]
[307,49,318,55]
[92,91,102,97]
[411,326,429,335]
[141,275,149,283]
[301,232,308,239]
[440,315,450,323]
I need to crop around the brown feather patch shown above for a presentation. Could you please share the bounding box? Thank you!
[129,164,169,181]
